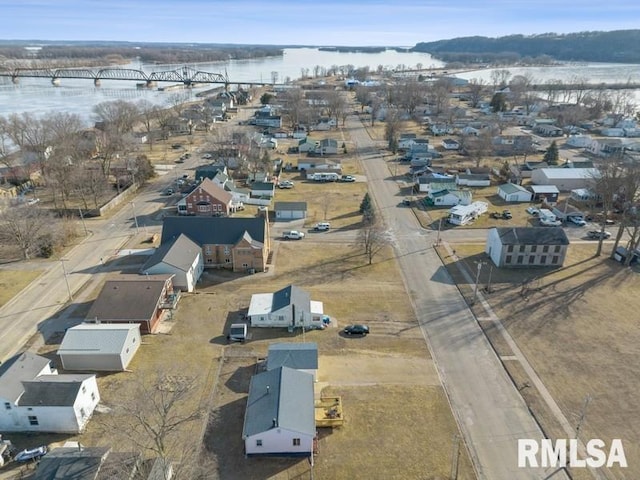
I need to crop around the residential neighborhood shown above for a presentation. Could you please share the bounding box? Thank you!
[1,49,639,480]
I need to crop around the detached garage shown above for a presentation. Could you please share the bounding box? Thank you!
[497,183,533,202]
[274,201,307,220]
[57,323,141,372]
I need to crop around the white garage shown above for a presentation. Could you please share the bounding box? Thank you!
[57,323,141,372]
[274,201,307,220]
[497,183,533,202]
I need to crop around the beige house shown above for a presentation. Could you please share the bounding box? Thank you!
[485,227,569,268]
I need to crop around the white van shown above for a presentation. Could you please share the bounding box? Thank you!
[314,222,331,231]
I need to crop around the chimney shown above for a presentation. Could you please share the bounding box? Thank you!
[272,418,277,428]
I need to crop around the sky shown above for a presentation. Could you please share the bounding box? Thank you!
[1,0,640,47]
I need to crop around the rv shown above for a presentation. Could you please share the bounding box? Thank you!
[448,201,488,226]
[310,172,340,182]
[539,208,562,226]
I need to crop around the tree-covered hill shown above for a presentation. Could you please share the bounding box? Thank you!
[411,30,640,63]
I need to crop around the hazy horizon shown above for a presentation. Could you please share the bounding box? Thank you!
[2,1,640,47]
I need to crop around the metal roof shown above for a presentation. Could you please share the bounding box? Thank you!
[498,183,530,194]
[141,233,201,273]
[535,168,600,179]
[58,324,140,356]
[274,201,307,211]
[530,185,560,193]
[267,343,319,371]
[243,366,315,438]
[493,227,570,246]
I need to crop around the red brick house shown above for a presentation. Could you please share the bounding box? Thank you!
[182,178,234,216]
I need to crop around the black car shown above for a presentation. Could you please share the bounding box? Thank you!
[344,324,370,335]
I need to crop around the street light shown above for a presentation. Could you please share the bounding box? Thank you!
[472,261,485,305]
[130,202,139,234]
[60,258,73,302]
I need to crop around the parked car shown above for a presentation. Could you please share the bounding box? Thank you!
[174,158,185,164]
[163,188,175,195]
[14,446,47,463]
[587,230,612,240]
[340,175,356,182]
[502,210,512,220]
[526,207,540,216]
[201,153,212,159]
[313,222,331,231]
[568,216,587,226]
[283,230,305,240]
[171,144,182,149]
[344,324,370,336]
[278,180,294,189]
[227,323,247,343]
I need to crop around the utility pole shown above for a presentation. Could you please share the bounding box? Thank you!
[78,208,88,236]
[575,394,592,440]
[485,265,493,293]
[60,258,73,302]
[436,218,442,246]
[472,261,484,304]
[130,202,139,234]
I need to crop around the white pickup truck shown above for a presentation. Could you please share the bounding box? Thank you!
[283,230,305,240]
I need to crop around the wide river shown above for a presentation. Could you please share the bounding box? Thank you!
[0,47,639,122]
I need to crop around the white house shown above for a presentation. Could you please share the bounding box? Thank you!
[248,285,324,329]
[140,233,204,292]
[531,168,600,192]
[57,323,142,372]
[429,189,472,206]
[242,366,315,457]
[416,175,456,194]
[497,183,533,202]
[441,138,460,150]
[267,343,318,382]
[274,201,307,220]
[485,227,569,268]
[398,133,417,150]
[566,134,592,148]
[0,352,100,433]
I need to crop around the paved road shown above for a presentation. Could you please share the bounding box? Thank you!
[348,115,562,480]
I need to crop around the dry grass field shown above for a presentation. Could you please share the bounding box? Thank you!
[439,242,640,479]
[0,269,44,308]
[13,238,477,480]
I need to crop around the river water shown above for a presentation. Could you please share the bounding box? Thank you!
[0,48,639,122]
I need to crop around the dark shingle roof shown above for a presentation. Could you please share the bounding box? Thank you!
[243,366,315,438]
[272,285,310,312]
[141,233,201,273]
[0,352,51,403]
[86,276,171,322]
[160,216,266,247]
[494,227,570,246]
[267,343,319,371]
[34,447,111,480]
[274,201,307,211]
[19,374,94,406]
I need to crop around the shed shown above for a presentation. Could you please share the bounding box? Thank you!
[531,168,600,192]
[497,183,533,202]
[57,324,141,372]
[530,185,560,204]
[274,201,307,220]
[267,343,319,381]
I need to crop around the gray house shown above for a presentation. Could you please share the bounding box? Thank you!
[274,201,307,220]
[58,324,142,372]
[485,227,569,268]
[267,343,319,381]
[248,285,324,329]
[242,366,315,456]
[141,234,204,292]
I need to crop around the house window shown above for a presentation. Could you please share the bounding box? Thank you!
[552,256,559,264]
[28,416,39,426]
[278,315,285,321]
[530,245,537,253]
[242,263,249,268]
[540,256,547,264]
[91,392,96,401]
[554,245,562,253]
[293,438,301,446]
[256,439,263,447]
[517,256,524,264]
[205,246,212,255]
[542,245,549,253]
[198,204,210,213]
[519,245,525,253]
[82,386,86,394]
[224,246,230,256]
[507,245,514,253]
[505,255,512,264]
[528,256,535,264]
[4,402,11,410]
[225,258,231,263]
[80,408,86,418]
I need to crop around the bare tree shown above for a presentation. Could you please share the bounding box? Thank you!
[490,69,511,88]
[384,109,402,153]
[324,89,347,126]
[0,116,20,181]
[137,99,160,151]
[464,129,495,167]
[280,87,306,128]
[467,78,486,108]
[102,372,204,480]
[5,112,53,176]
[396,78,426,116]
[0,205,59,259]
[358,219,390,265]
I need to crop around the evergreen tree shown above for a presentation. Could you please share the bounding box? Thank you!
[543,140,559,165]
[260,92,273,105]
[359,192,375,223]
[489,92,507,112]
